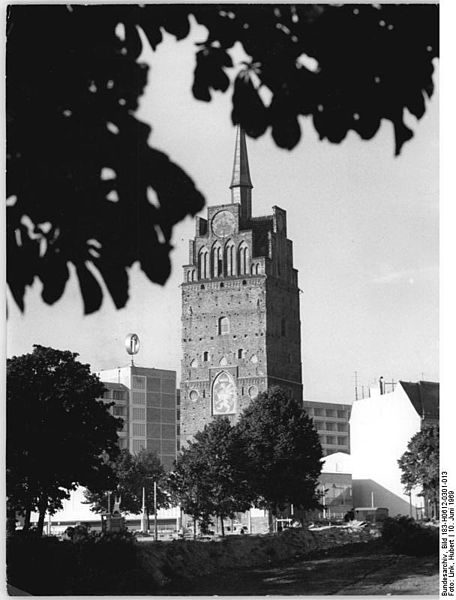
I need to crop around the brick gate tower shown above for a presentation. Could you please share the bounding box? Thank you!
[180,127,302,445]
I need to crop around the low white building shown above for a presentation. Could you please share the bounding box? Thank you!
[350,380,438,518]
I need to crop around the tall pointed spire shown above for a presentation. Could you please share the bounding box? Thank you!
[229,125,253,220]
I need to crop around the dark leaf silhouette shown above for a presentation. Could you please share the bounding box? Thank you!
[6,4,438,314]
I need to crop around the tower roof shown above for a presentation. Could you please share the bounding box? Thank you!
[230,125,253,190]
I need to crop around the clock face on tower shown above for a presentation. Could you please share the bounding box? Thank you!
[212,210,236,238]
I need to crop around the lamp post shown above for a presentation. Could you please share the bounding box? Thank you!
[153,480,158,541]
[140,486,147,533]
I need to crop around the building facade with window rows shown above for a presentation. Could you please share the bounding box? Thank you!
[97,365,177,470]
[302,400,352,456]
[180,127,302,444]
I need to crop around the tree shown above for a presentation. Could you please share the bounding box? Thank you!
[169,417,254,535]
[6,4,438,314]
[236,387,323,527]
[7,345,122,535]
[84,448,168,525]
[398,425,439,518]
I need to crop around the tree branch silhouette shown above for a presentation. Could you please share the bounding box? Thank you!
[6,4,438,314]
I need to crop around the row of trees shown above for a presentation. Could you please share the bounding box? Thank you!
[7,345,440,536]
[169,388,323,533]
[7,346,323,536]
[83,388,324,534]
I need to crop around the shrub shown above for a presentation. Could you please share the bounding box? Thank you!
[381,516,438,556]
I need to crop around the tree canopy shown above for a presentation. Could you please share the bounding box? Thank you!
[169,417,253,534]
[7,4,438,314]
[7,345,122,534]
[84,448,168,519]
[398,424,439,517]
[236,387,323,516]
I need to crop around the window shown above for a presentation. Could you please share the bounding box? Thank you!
[113,406,125,417]
[225,241,236,276]
[132,391,145,405]
[326,435,335,445]
[238,349,244,359]
[211,243,222,277]
[161,409,175,424]
[162,378,175,394]
[238,242,249,275]
[133,423,146,436]
[248,385,259,399]
[147,377,160,391]
[325,422,335,431]
[132,407,145,420]
[326,408,336,417]
[314,421,324,430]
[337,436,348,446]
[147,392,160,407]
[132,376,146,390]
[162,394,175,409]
[132,439,145,453]
[337,410,347,419]
[337,423,348,432]
[314,408,323,416]
[203,351,209,362]
[198,247,209,279]
[218,316,230,335]
[162,424,176,439]
[113,390,126,401]
[118,437,128,450]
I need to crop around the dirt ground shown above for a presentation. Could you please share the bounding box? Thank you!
[164,541,439,596]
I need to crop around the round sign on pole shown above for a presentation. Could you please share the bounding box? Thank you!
[125,333,140,356]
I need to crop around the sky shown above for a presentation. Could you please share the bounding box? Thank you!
[6,16,439,405]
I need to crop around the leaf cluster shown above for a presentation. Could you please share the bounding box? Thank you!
[398,425,439,503]
[6,4,438,314]
[84,448,168,515]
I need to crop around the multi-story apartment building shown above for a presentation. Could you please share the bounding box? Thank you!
[302,400,351,456]
[96,365,177,470]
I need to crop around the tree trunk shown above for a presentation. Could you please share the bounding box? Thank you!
[36,494,48,536]
[6,505,17,535]
[23,504,32,532]
[267,508,273,533]
[193,519,196,540]
[220,515,225,537]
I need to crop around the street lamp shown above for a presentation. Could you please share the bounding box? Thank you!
[141,477,158,539]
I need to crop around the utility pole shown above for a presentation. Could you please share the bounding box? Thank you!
[154,480,158,541]
[354,370,358,401]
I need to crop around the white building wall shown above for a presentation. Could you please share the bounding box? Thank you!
[350,384,424,516]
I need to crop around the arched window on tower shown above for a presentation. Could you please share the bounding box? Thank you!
[211,243,222,278]
[224,240,235,276]
[198,247,209,279]
[238,242,249,275]
[218,316,230,335]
